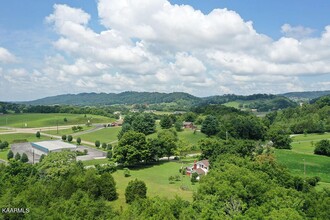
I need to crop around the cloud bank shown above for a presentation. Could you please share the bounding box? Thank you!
[1,0,330,100]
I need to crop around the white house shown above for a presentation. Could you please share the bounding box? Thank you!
[186,160,210,179]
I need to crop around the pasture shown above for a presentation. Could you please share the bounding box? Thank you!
[0,113,112,128]
[275,133,330,184]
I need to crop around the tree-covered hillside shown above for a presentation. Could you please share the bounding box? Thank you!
[265,95,330,134]
[282,90,330,100]
[17,92,297,112]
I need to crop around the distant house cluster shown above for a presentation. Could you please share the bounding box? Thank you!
[186,160,209,180]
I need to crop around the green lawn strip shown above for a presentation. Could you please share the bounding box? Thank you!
[291,142,316,155]
[82,158,111,166]
[177,129,206,147]
[0,149,9,161]
[43,125,94,136]
[148,128,206,148]
[223,101,240,108]
[110,161,198,211]
[78,127,121,143]
[0,113,113,128]
[0,133,51,143]
[275,149,330,183]
[292,133,330,142]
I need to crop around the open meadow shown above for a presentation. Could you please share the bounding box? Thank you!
[0,113,112,128]
[275,133,330,187]
[110,159,198,210]
[78,127,121,143]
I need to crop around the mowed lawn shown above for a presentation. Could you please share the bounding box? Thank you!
[78,127,121,143]
[43,125,94,136]
[275,133,330,183]
[0,113,112,128]
[148,128,206,148]
[110,160,198,210]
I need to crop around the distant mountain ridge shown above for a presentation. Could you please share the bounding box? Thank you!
[19,91,201,106]
[281,90,330,100]
[17,91,300,110]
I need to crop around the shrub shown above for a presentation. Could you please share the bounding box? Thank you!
[124,168,131,177]
[36,131,41,138]
[191,172,198,184]
[39,154,46,162]
[168,176,175,184]
[107,151,113,159]
[125,179,147,203]
[102,142,107,149]
[62,135,67,141]
[314,139,330,156]
[95,140,101,148]
[67,135,73,142]
[76,137,82,145]
[7,150,14,160]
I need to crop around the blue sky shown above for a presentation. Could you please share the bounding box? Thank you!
[0,0,330,101]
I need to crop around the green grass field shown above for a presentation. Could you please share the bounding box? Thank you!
[110,160,198,210]
[0,133,50,143]
[275,149,330,182]
[292,133,330,142]
[275,133,330,184]
[223,101,241,108]
[0,113,112,128]
[177,129,206,147]
[148,128,206,148]
[78,127,121,143]
[0,150,9,161]
[43,125,94,136]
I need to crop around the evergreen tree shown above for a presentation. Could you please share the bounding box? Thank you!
[21,153,29,163]
[77,137,82,145]
[14,152,21,160]
[95,140,100,148]
[67,135,73,142]
[125,179,147,204]
[7,150,14,160]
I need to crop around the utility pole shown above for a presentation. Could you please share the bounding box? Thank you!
[226,131,228,141]
[303,159,306,177]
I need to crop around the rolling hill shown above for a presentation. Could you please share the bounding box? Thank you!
[14,91,298,112]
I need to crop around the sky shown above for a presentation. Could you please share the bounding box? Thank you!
[0,0,330,101]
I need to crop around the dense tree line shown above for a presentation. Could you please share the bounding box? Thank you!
[265,95,330,134]
[0,151,118,219]
[119,141,330,219]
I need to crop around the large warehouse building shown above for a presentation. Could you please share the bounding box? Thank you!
[31,140,77,155]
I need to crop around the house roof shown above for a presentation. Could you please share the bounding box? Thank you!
[198,160,209,167]
[195,168,206,175]
[183,122,193,125]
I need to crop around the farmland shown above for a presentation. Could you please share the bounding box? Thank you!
[275,133,330,184]
[0,113,112,128]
